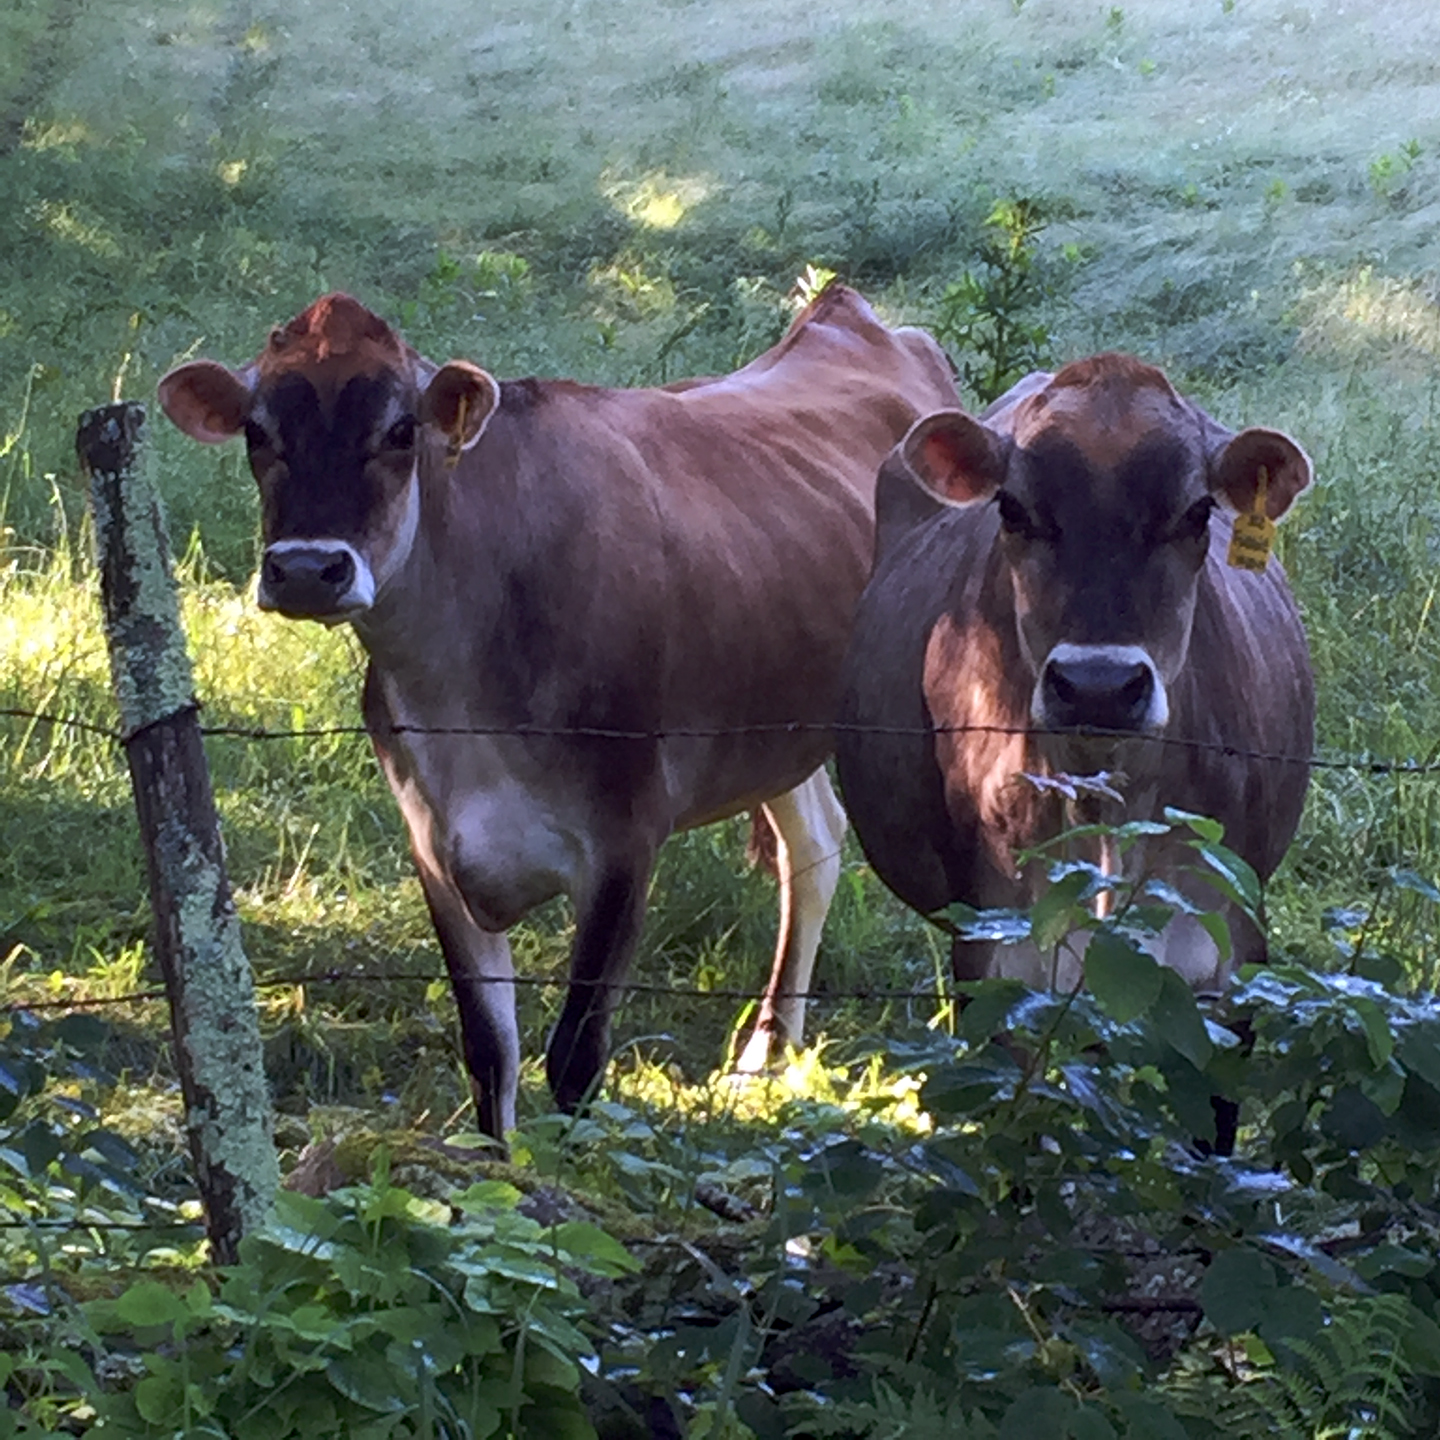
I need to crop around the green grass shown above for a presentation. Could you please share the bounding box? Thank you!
[5,0,1440,1119]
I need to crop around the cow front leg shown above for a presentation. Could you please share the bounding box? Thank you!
[735,767,847,1073]
[417,867,520,1142]
[546,857,654,1114]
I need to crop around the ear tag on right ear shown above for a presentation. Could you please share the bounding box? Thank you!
[445,392,470,470]
[1227,465,1275,573]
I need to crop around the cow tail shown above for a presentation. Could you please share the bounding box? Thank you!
[746,809,780,878]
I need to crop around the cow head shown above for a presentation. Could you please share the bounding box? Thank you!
[901,354,1310,747]
[157,293,498,621]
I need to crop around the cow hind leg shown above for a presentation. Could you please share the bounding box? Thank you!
[417,869,520,1144]
[547,855,654,1114]
[734,768,847,1073]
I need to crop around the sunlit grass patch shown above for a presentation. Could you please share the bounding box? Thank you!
[1293,262,1440,363]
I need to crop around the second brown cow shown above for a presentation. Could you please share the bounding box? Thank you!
[836,354,1314,993]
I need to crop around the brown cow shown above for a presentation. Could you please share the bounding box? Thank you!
[836,354,1313,994]
[158,286,957,1140]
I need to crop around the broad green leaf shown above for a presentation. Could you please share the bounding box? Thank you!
[1195,908,1233,962]
[1151,969,1213,1069]
[947,903,1032,944]
[1031,870,1091,952]
[516,1404,596,1440]
[1403,1308,1440,1378]
[1320,1086,1386,1149]
[133,1372,180,1425]
[326,1350,411,1413]
[1398,1020,1440,1091]
[116,1279,190,1328]
[1200,1249,1277,1334]
[1085,932,1162,1023]
[1069,1406,1119,1440]
[523,1343,582,1391]
[959,979,1031,1044]
[1111,1392,1189,1440]
[1356,1243,1434,1280]
[550,1221,640,1276]
[1188,840,1261,918]
[53,1013,109,1051]
[1141,878,1199,914]
[1062,1319,1144,1390]
[1256,1284,1323,1347]
[999,1386,1075,1439]
[1163,807,1223,843]
[1349,996,1395,1069]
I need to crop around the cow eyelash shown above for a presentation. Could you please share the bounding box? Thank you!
[383,416,417,451]
[996,491,1048,542]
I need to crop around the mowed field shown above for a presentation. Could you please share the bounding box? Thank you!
[5,0,1440,1115]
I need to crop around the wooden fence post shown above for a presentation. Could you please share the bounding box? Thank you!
[77,402,278,1265]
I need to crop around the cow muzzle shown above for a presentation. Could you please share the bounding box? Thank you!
[1033,643,1168,733]
[258,540,375,620]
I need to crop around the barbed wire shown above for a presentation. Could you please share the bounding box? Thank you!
[5,704,1440,775]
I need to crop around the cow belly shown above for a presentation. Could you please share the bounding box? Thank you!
[666,735,834,833]
[983,905,1250,995]
[393,774,579,930]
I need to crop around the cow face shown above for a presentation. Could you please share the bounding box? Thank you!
[158,294,498,622]
[902,355,1310,748]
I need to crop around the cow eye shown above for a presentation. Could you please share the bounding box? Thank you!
[1173,496,1215,543]
[383,416,416,451]
[243,420,272,452]
[997,491,1039,540]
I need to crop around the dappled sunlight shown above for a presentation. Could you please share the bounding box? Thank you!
[587,247,679,322]
[32,200,121,259]
[601,168,712,231]
[1295,263,1440,360]
[608,1041,932,1133]
[20,117,96,153]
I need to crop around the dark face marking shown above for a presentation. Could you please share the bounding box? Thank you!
[1002,433,1207,638]
[249,370,417,546]
[997,431,1213,707]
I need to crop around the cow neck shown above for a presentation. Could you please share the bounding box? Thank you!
[346,419,533,719]
[346,448,474,680]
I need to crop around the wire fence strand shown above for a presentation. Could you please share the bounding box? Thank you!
[4,697,1436,1020]
[5,703,1440,775]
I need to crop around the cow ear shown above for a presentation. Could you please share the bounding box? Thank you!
[419,362,500,455]
[1210,426,1312,521]
[901,411,1008,505]
[157,361,253,444]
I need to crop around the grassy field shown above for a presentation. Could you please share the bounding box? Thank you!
[5,0,1440,1119]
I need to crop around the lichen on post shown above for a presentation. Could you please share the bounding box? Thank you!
[78,402,278,1263]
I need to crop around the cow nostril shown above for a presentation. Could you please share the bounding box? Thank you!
[320,555,354,588]
[1048,667,1078,706]
[1041,651,1159,730]
[1120,668,1152,709]
[262,555,287,588]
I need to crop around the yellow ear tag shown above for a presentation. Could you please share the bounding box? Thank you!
[1226,464,1276,573]
[445,392,470,469]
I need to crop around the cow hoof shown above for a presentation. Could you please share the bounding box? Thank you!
[732,1024,777,1075]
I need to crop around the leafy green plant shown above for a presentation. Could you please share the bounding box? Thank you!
[1369,141,1423,199]
[0,989,196,1435]
[84,1155,636,1438]
[930,198,1080,406]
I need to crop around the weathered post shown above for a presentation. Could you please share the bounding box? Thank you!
[78,402,277,1264]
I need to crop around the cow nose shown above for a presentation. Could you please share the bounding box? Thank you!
[260,544,358,618]
[1040,651,1156,731]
